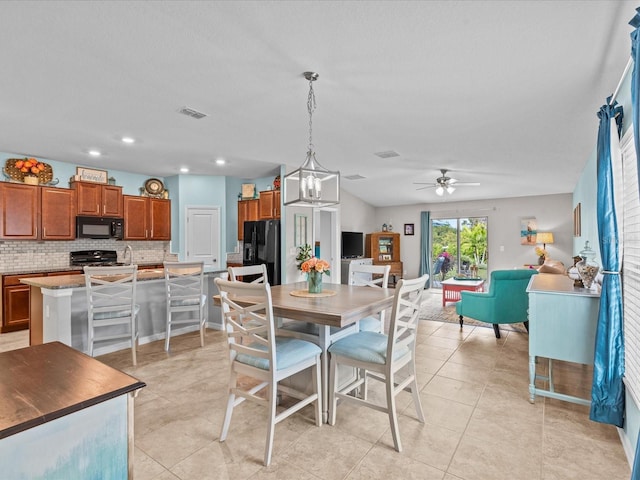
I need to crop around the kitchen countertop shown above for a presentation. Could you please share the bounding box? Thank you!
[3,263,164,277]
[19,266,227,289]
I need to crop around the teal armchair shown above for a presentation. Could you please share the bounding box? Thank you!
[455,269,538,338]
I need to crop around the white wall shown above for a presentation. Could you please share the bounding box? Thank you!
[340,193,573,280]
[339,189,377,233]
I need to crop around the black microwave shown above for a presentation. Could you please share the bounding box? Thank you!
[76,216,124,240]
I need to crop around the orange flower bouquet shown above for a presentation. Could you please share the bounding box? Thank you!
[300,257,330,293]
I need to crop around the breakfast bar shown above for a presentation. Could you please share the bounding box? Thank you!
[20,268,227,355]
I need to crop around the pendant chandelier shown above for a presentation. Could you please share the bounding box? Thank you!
[284,72,340,207]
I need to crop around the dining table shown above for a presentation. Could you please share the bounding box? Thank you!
[215,281,396,422]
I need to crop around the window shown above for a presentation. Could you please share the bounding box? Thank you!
[618,129,640,406]
[431,217,488,285]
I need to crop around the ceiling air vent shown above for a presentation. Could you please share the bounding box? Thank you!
[344,174,366,181]
[177,106,208,119]
[374,150,400,159]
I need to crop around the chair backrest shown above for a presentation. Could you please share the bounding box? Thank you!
[347,264,391,289]
[487,269,538,318]
[164,261,205,305]
[84,265,138,318]
[214,278,276,371]
[228,264,268,284]
[385,274,429,367]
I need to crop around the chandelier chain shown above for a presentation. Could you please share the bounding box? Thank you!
[307,79,316,149]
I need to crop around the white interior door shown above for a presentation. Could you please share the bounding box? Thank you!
[185,206,220,268]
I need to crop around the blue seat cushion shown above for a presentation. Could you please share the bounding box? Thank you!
[328,331,408,365]
[358,316,381,332]
[94,304,140,320]
[236,337,321,371]
[170,294,206,307]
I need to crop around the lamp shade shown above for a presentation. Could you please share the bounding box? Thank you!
[537,232,554,245]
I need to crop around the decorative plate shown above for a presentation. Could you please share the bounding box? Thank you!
[144,178,165,197]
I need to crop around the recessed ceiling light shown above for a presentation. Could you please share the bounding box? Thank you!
[215,158,225,165]
[180,167,189,173]
[88,150,101,157]
[121,137,135,144]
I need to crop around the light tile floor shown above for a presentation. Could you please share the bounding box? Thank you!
[0,291,631,480]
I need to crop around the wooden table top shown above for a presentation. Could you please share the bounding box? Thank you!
[0,342,145,439]
[217,282,395,329]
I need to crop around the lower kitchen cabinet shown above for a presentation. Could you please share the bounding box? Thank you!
[1,271,82,333]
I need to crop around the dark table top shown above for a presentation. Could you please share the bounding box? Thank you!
[0,342,145,439]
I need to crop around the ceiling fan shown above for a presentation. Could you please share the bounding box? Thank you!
[414,169,480,196]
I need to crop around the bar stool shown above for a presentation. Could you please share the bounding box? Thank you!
[164,261,206,352]
[84,265,139,365]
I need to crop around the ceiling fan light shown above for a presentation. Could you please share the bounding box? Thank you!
[447,185,456,194]
[435,186,444,196]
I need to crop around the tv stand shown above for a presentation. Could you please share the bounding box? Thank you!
[340,258,372,284]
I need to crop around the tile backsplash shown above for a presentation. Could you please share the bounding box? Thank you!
[0,239,171,274]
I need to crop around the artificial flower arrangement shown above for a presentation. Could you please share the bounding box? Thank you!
[535,246,547,258]
[300,257,331,276]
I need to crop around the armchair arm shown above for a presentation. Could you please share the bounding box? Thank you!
[455,290,497,323]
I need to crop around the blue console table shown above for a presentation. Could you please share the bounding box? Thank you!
[526,274,600,406]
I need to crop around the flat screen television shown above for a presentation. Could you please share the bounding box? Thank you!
[341,231,364,258]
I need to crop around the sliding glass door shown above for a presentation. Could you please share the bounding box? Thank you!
[431,217,488,287]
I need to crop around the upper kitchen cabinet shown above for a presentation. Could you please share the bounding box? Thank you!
[41,186,76,240]
[71,181,123,217]
[123,195,171,240]
[0,182,38,239]
[237,199,259,240]
[0,183,75,240]
[258,190,280,220]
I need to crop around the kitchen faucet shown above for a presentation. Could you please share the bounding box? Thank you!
[124,244,134,265]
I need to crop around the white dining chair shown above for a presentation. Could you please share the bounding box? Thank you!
[214,278,322,466]
[228,264,268,283]
[328,274,429,452]
[348,263,391,333]
[84,264,139,365]
[163,261,206,352]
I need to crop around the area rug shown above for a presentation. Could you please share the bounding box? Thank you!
[419,289,528,334]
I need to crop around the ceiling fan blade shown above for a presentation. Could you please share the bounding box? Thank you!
[454,182,481,186]
[415,185,437,191]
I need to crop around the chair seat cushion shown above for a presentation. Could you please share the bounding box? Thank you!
[170,294,206,307]
[236,337,321,371]
[328,331,408,365]
[358,316,381,332]
[94,304,140,320]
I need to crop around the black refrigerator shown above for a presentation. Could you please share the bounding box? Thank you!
[243,219,281,285]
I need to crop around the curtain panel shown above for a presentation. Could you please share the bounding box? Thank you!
[419,211,431,288]
[589,98,625,428]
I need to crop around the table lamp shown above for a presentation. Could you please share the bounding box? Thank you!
[537,232,554,249]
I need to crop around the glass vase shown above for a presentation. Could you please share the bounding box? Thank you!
[308,270,323,294]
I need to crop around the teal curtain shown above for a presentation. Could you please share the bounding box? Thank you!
[419,211,431,288]
[589,97,625,427]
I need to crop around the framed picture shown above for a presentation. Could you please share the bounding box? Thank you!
[404,223,414,235]
[76,167,108,184]
[379,245,388,254]
[520,217,537,245]
[241,183,256,199]
[573,203,582,237]
[382,254,392,261]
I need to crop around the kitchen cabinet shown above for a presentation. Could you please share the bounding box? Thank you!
[0,182,38,239]
[41,187,76,240]
[0,183,75,240]
[1,270,81,333]
[123,195,171,240]
[237,199,259,240]
[258,190,280,220]
[365,232,403,282]
[71,181,123,217]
